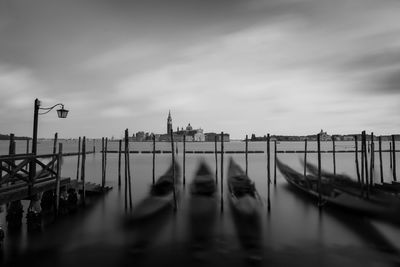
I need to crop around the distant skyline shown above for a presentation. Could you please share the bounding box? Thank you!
[1,0,400,139]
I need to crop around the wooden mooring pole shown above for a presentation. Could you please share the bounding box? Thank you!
[390,142,393,169]
[332,135,336,176]
[360,133,365,195]
[220,132,224,213]
[304,139,308,178]
[118,139,122,187]
[170,129,177,212]
[355,135,361,184]
[362,131,369,197]
[245,134,248,176]
[9,134,15,173]
[101,137,105,188]
[267,133,271,211]
[81,137,86,205]
[55,143,63,216]
[124,131,128,212]
[52,132,58,174]
[215,135,218,185]
[317,133,322,206]
[125,130,133,211]
[102,137,108,189]
[25,139,30,171]
[379,136,383,184]
[76,137,81,180]
[183,134,186,186]
[392,135,397,182]
[152,135,155,185]
[274,140,277,185]
[369,133,374,186]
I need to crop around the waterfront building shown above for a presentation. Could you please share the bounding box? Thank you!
[205,132,230,142]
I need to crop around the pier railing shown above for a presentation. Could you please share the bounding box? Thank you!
[0,152,61,191]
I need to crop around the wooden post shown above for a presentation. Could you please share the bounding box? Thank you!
[101,137,105,188]
[9,134,15,173]
[274,140,277,185]
[76,137,81,180]
[215,135,218,185]
[55,143,63,216]
[267,133,271,211]
[304,139,308,178]
[125,130,133,211]
[118,139,122,187]
[332,135,336,176]
[355,135,361,184]
[390,142,393,169]
[81,137,86,205]
[170,129,177,212]
[245,134,248,176]
[124,131,128,212]
[363,131,369,195]
[317,134,322,206]
[152,135,155,185]
[25,139,30,171]
[360,133,365,195]
[183,134,186,186]
[51,133,58,175]
[392,135,397,182]
[379,136,383,184]
[369,133,374,186]
[220,132,224,212]
[52,133,58,155]
[103,137,108,189]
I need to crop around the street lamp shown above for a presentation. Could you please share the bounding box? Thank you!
[30,98,69,179]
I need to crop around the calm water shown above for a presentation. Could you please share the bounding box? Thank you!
[1,140,400,266]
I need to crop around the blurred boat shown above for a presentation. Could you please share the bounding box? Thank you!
[303,160,400,200]
[227,158,262,216]
[189,161,217,253]
[278,159,400,225]
[227,157,263,262]
[129,161,180,221]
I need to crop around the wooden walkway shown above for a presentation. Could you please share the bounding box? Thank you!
[0,177,71,205]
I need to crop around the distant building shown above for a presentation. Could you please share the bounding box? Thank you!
[175,123,205,142]
[132,111,230,142]
[205,132,230,142]
[135,131,145,142]
[167,110,172,134]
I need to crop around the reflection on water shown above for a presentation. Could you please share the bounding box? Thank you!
[0,141,400,266]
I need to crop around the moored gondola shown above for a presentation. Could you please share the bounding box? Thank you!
[189,161,217,254]
[227,158,262,216]
[128,161,180,221]
[277,158,400,225]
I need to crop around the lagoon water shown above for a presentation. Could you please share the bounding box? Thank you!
[1,139,400,266]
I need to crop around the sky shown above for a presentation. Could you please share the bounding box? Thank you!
[0,0,400,139]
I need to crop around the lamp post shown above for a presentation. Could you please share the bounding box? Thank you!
[30,98,69,180]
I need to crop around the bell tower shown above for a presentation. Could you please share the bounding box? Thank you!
[167,110,172,134]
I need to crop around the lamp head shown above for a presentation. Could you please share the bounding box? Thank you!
[57,105,69,118]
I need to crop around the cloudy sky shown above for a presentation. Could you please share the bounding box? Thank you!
[0,0,399,139]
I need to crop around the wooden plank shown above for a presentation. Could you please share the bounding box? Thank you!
[0,177,70,205]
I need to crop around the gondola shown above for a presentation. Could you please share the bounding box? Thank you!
[189,161,217,252]
[227,158,262,216]
[227,158,263,262]
[303,160,400,201]
[129,161,180,221]
[277,158,400,225]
